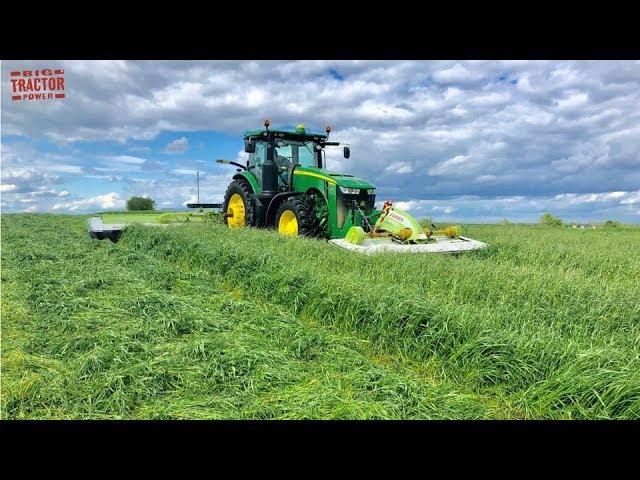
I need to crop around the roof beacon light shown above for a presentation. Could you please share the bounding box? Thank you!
[264,119,270,129]
[325,125,332,135]
[295,124,306,134]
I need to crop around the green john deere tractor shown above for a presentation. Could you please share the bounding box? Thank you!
[218,121,487,254]
[219,121,375,239]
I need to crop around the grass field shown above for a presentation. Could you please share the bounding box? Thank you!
[2,214,640,419]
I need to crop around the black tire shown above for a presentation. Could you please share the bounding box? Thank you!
[275,195,321,237]
[223,179,256,228]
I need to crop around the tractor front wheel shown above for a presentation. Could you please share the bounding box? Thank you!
[275,196,320,237]
[223,180,256,228]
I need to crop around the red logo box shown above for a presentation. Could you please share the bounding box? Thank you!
[10,68,66,101]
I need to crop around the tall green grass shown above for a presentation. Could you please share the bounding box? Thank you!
[2,214,639,418]
[2,214,505,419]
[121,221,640,418]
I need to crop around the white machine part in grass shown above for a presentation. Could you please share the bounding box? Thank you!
[330,201,488,254]
[330,236,487,254]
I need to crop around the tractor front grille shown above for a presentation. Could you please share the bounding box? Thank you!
[336,190,376,229]
[341,191,376,214]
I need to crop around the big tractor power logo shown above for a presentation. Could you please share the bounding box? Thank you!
[10,69,65,101]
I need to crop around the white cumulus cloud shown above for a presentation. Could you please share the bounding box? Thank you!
[164,137,189,153]
[52,192,124,212]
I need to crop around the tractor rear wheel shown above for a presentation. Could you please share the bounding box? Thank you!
[275,196,320,237]
[223,180,256,228]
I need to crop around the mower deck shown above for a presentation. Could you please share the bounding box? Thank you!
[87,216,188,243]
[329,235,487,254]
[87,217,126,243]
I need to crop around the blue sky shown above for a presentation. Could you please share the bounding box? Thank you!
[1,60,639,222]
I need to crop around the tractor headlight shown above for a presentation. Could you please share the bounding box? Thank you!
[367,189,375,195]
[339,186,360,195]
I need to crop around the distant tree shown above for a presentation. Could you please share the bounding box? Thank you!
[540,212,563,227]
[603,219,622,228]
[502,218,512,225]
[126,196,155,211]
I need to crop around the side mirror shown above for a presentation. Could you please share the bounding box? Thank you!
[343,146,350,159]
[244,139,256,153]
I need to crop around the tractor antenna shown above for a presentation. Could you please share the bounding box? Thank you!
[196,170,200,204]
[264,119,270,130]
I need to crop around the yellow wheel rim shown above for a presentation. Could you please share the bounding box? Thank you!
[227,193,246,228]
[278,210,298,236]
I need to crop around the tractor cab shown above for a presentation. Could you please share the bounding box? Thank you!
[271,137,319,187]
[243,123,350,191]
[245,129,321,190]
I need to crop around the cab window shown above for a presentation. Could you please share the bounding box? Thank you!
[297,141,317,167]
[274,140,318,168]
[248,141,267,168]
[247,141,267,186]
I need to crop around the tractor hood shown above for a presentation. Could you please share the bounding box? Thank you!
[294,166,376,190]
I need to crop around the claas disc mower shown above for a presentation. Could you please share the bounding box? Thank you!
[217,120,486,254]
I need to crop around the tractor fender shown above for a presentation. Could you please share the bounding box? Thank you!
[265,191,302,227]
[233,171,259,195]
